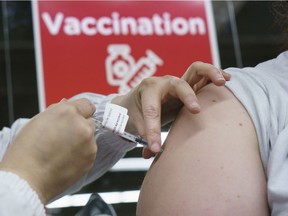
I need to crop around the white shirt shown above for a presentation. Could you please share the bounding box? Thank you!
[0,93,136,216]
[225,51,288,215]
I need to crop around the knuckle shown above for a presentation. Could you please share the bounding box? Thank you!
[169,76,185,87]
[139,76,158,88]
[143,105,160,119]
[81,124,95,140]
[47,103,57,110]
[82,98,96,113]
[190,61,203,69]
[162,75,175,81]
[137,77,160,97]
[74,121,95,142]
[59,103,78,116]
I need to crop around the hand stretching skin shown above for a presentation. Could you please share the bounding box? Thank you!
[0,98,96,204]
[112,62,230,158]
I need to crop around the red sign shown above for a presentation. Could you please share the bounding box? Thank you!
[32,1,219,110]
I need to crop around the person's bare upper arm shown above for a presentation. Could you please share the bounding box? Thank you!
[137,84,268,216]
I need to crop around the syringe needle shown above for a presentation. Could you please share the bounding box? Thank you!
[93,118,148,147]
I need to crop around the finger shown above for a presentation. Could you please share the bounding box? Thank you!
[193,77,210,92]
[167,76,201,113]
[222,70,231,80]
[60,98,68,102]
[69,98,96,118]
[46,98,68,111]
[182,61,230,87]
[142,147,156,159]
[139,82,163,153]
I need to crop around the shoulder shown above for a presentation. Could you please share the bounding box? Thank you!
[176,84,254,135]
[137,84,267,215]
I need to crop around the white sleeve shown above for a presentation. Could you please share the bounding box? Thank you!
[0,119,45,216]
[0,171,46,216]
[0,118,29,161]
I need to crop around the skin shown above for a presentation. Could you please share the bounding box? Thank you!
[137,84,269,216]
[113,61,231,158]
[0,62,230,204]
[0,98,97,204]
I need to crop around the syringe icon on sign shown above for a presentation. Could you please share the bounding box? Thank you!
[105,44,163,94]
[119,50,163,93]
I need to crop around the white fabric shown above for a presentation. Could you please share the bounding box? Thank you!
[225,51,288,215]
[0,171,46,216]
[0,93,136,216]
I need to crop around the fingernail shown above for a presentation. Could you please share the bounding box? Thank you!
[151,142,161,153]
[217,70,225,81]
[191,102,200,109]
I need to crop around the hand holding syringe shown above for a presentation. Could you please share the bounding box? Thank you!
[93,103,164,151]
[92,103,150,147]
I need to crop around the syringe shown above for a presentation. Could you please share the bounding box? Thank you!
[94,118,148,147]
